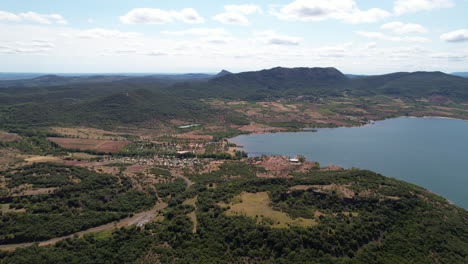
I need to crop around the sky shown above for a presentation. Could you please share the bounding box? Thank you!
[0,0,467,74]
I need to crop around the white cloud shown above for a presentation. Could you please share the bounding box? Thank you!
[440,29,468,42]
[365,42,377,49]
[271,0,391,24]
[430,52,467,61]
[355,31,430,42]
[355,31,401,41]
[224,4,262,15]
[202,36,234,45]
[213,12,249,25]
[77,28,141,39]
[0,40,56,55]
[120,8,204,24]
[313,43,353,58]
[213,4,261,26]
[147,51,169,56]
[0,11,21,22]
[161,28,228,36]
[0,10,67,24]
[404,36,431,43]
[394,0,454,15]
[255,30,302,46]
[173,8,205,24]
[381,21,428,34]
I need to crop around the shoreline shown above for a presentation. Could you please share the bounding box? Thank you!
[228,116,467,210]
[230,114,468,139]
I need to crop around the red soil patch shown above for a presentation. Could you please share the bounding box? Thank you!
[248,156,318,178]
[175,133,213,140]
[0,132,20,142]
[238,123,287,134]
[48,137,130,152]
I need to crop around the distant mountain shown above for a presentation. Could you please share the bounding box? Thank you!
[215,70,232,77]
[452,72,468,78]
[0,73,44,80]
[0,75,132,87]
[345,74,370,79]
[203,67,349,99]
[351,71,468,100]
[0,73,215,87]
[169,67,468,101]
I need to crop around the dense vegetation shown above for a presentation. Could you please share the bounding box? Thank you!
[0,68,467,263]
[1,67,468,129]
[0,163,156,244]
[1,164,466,263]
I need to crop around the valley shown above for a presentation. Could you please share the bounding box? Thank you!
[0,67,466,263]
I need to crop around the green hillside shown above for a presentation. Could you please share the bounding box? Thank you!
[1,164,466,263]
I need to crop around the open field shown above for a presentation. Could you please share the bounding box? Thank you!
[48,137,130,152]
[23,155,62,163]
[222,192,317,228]
[50,127,130,140]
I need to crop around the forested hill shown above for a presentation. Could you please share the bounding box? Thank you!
[1,66,468,128]
[350,71,468,100]
[197,67,350,99]
[170,67,468,101]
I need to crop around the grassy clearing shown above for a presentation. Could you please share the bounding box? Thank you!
[182,196,198,233]
[68,153,99,159]
[24,156,62,163]
[93,230,113,240]
[1,204,26,213]
[223,192,317,228]
[50,127,128,141]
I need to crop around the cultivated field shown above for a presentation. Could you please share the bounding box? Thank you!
[48,137,130,152]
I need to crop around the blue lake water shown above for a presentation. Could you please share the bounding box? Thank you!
[230,117,468,209]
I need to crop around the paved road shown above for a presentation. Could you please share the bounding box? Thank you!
[0,202,168,251]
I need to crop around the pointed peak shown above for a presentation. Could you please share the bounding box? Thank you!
[216,69,232,77]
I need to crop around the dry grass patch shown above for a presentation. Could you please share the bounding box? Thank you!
[0,131,20,142]
[289,184,354,199]
[1,204,26,213]
[222,192,317,228]
[48,137,130,152]
[68,153,99,159]
[24,156,62,164]
[183,196,198,233]
[50,127,128,140]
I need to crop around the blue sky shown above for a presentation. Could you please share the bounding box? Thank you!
[0,0,467,74]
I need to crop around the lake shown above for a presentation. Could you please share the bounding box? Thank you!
[230,117,468,209]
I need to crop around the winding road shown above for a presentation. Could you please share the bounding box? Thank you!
[0,202,168,251]
[0,171,194,251]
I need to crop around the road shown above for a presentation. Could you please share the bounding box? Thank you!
[0,202,168,251]
[174,172,194,188]
[0,171,193,251]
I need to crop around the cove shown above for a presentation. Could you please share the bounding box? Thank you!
[230,117,468,209]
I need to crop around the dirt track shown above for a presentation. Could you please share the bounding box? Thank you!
[0,202,168,251]
[0,171,194,251]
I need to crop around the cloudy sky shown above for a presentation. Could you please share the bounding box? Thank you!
[1,0,467,74]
